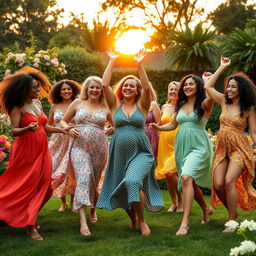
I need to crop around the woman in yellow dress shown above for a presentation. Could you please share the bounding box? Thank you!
[155,81,183,212]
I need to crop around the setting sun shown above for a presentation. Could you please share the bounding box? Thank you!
[115,30,151,55]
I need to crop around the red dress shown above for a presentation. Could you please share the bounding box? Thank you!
[0,111,52,227]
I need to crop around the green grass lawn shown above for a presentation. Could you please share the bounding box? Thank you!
[0,191,255,256]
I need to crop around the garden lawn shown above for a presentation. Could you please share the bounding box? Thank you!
[0,191,255,256]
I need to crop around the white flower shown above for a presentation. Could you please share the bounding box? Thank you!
[61,70,67,75]
[33,63,39,68]
[46,62,50,66]
[35,53,41,58]
[43,55,50,60]
[230,246,241,256]
[5,69,11,76]
[239,240,256,255]
[50,58,59,67]
[225,220,239,230]
[33,58,40,63]
[60,63,65,68]
[58,67,62,72]
[240,220,256,231]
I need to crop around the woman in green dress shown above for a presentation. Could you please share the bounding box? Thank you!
[151,74,214,236]
[96,50,163,236]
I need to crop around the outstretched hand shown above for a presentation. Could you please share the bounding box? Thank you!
[107,50,119,61]
[202,72,213,84]
[134,49,147,64]
[149,123,160,131]
[221,56,231,67]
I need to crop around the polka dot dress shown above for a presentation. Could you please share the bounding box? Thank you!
[96,105,164,212]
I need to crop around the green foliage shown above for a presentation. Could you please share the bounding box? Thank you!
[209,0,256,34]
[165,24,219,71]
[206,104,221,133]
[57,46,105,83]
[0,0,63,50]
[220,26,256,80]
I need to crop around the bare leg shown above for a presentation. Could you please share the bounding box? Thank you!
[79,205,91,236]
[125,207,138,230]
[58,196,68,212]
[132,190,151,235]
[225,160,242,220]
[166,173,178,212]
[213,158,229,209]
[176,175,194,236]
[193,183,213,224]
[89,207,98,223]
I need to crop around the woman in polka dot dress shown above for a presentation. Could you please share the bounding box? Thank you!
[96,50,164,236]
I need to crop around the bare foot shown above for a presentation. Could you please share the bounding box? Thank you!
[176,204,183,213]
[139,222,151,236]
[201,207,214,224]
[176,225,189,236]
[80,223,92,236]
[26,227,43,240]
[167,204,177,212]
[58,203,67,212]
[89,208,98,223]
[222,227,236,233]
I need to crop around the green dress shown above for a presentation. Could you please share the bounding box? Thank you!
[96,104,164,212]
[175,109,213,190]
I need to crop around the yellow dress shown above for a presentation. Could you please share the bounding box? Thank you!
[155,111,178,180]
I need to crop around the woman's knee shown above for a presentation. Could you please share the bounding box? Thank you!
[181,175,193,186]
[224,178,236,191]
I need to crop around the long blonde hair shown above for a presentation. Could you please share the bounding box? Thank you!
[80,76,106,105]
[166,81,180,104]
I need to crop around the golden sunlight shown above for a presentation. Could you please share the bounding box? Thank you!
[115,30,151,55]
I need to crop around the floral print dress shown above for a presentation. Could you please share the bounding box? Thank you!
[49,109,76,198]
[211,109,256,212]
[71,107,108,212]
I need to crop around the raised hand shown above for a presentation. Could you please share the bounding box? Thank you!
[202,72,213,84]
[221,56,231,67]
[134,49,147,64]
[107,50,119,61]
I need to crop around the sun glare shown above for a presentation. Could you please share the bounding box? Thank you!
[115,30,151,55]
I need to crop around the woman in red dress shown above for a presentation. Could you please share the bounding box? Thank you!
[0,67,69,240]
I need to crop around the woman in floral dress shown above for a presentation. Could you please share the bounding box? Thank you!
[204,56,256,232]
[48,80,80,212]
[60,76,113,236]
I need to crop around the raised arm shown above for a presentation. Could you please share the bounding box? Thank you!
[204,56,231,105]
[151,101,161,124]
[134,50,151,113]
[102,51,119,111]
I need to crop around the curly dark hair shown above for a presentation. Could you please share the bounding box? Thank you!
[49,80,81,104]
[176,75,206,120]
[0,67,51,114]
[224,72,256,117]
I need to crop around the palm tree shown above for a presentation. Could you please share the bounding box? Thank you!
[165,24,219,71]
[221,26,256,82]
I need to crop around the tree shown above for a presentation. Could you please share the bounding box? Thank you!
[220,24,256,82]
[0,0,63,50]
[101,0,205,49]
[165,24,219,71]
[209,0,256,34]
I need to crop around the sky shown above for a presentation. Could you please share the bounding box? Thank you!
[56,0,228,27]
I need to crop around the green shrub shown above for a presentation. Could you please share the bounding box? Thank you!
[57,46,104,83]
